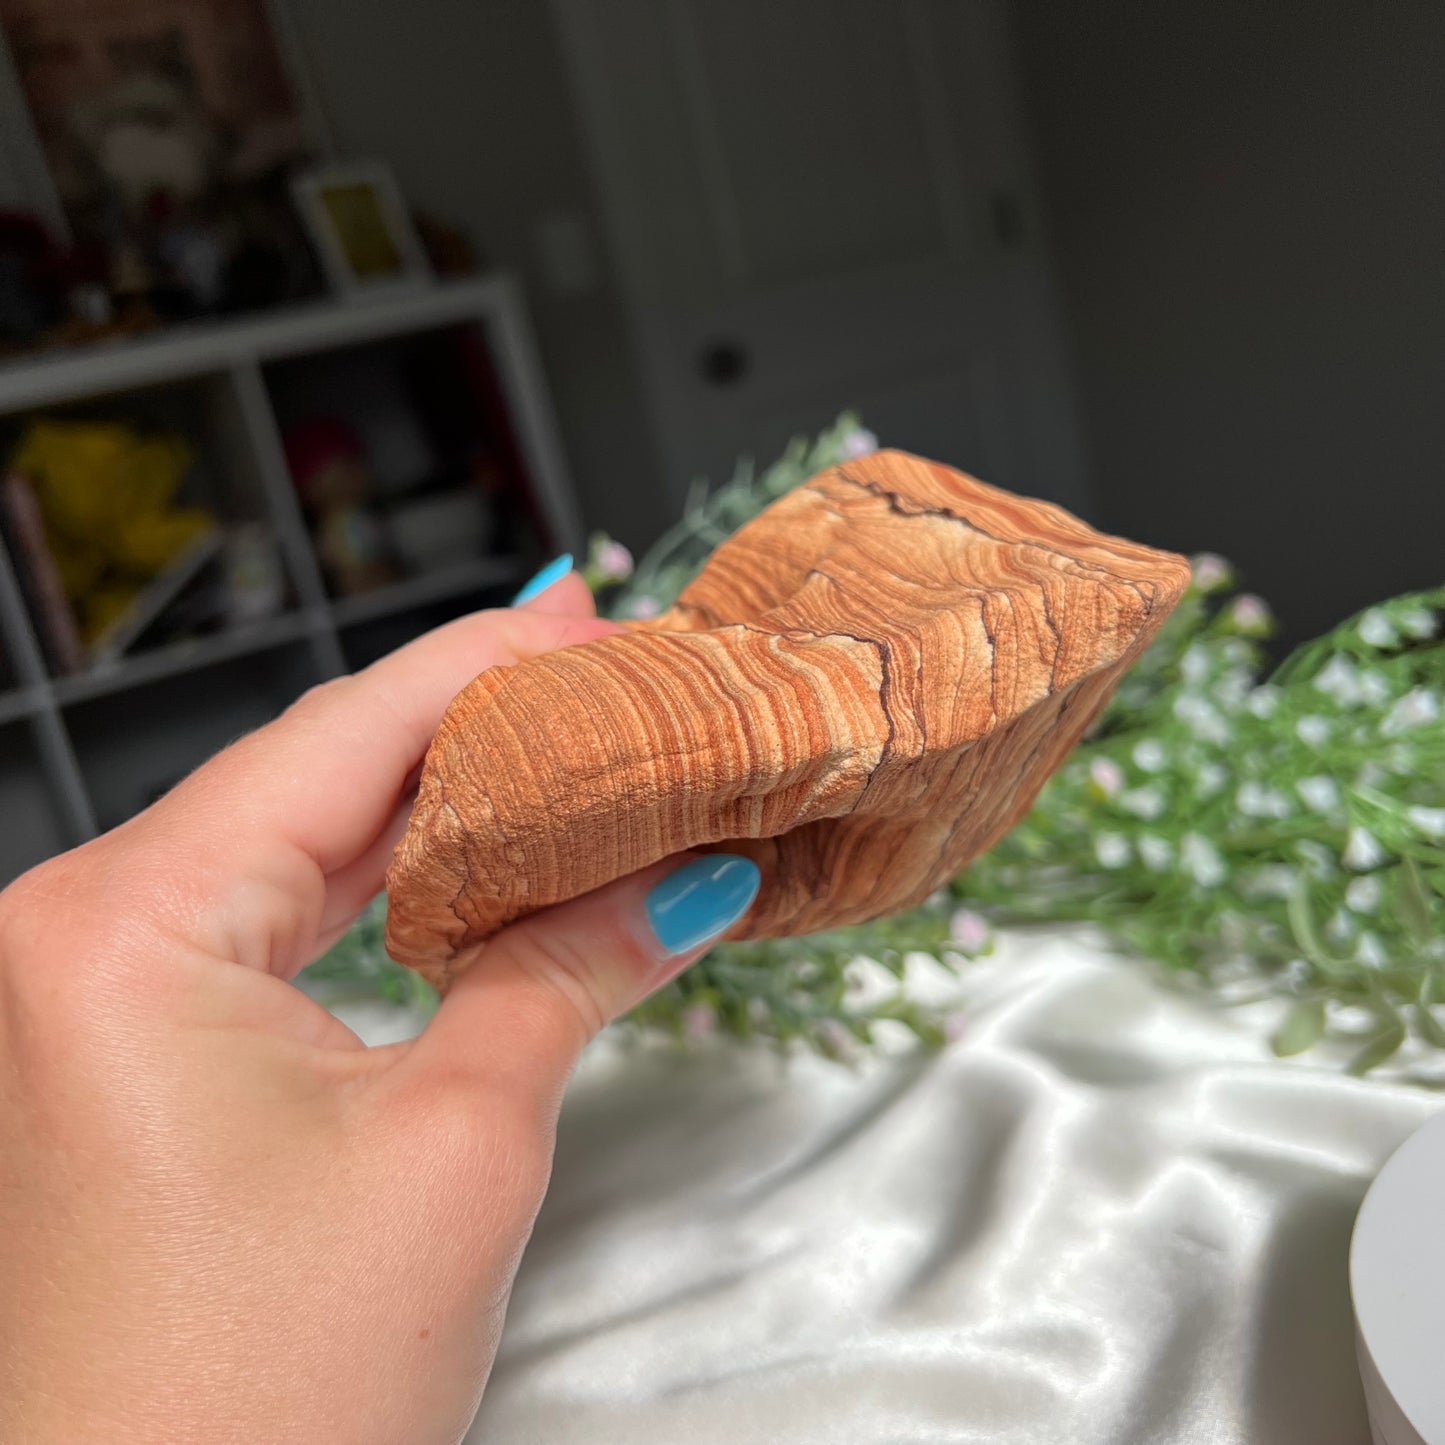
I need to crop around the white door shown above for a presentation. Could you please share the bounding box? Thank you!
[551,0,1090,512]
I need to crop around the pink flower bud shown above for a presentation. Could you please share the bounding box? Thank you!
[1089,756,1125,797]
[948,908,989,954]
[1190,553,1233,593]
[596,540,634,581]
[1229,594,1272,635]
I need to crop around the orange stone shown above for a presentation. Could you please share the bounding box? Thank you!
[386,450,1189,990]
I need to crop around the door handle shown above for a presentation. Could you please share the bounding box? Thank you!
[698,339,749,386]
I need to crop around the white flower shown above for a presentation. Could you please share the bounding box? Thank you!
[1358,670,1392,706]
[1342,826,1388,871]
[1295,839,1335,879]
[1181,833,1226,887]
[1398,606,1437,640]
[1229,594,1272,634]
[1296,715,1331,747]
[1407,806,1445,840]
[815,1019,858,1059]
[1355,932,1388,969]
[1387,744,1417,774]
[1382,688,1440,735]
[1215,667,1254,711]
[1132,739,1167,773]
[1314,656,1361,705]
[1356,762,1387,789]
[1243,865,1298,900]
[1089,756,1125,797]
[1220,910,1251,950]
[1094,832,1131,869]
[625,594,661,619]
[943,1012,970,1044]
[1283,958,1312,990]
[1295,776,1341,814]
[1237,781,1291,819]
[1181,645,1210,685]
[683,1004,717,1040]
[1345,875,1382,913]
[1174,693,1232,744]
[1195,761,1228,798]
[840,426,879,459]
[1190,553,1233,593]
[948,908,990,954]
[1137,835,1173,871]
[1325,909,1355,947]
[1358,609,1398,648]
[1120,787,1166,820]
[1246,685,1282,719]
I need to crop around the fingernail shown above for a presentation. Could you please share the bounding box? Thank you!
[645,855,760,956]
[512,553,573,605]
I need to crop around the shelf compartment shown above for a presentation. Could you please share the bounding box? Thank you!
[334,560,526,672]
[0,370,302,680]
[51,612,316,706]
[63,642,320,831]
[262,323,550,604]
[328,557,524,630]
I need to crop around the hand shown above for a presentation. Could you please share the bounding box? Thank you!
[0,568,759,1444]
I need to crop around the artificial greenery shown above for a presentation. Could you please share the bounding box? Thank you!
[958,571,1445,1073]
[303,418,1444,1070]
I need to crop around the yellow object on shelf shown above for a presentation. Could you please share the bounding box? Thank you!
[11,419,216,643]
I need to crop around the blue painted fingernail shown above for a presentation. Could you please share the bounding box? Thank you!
[645,855,761,956]
[512,553,573,605]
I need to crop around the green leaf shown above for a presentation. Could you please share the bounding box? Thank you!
[1272,998,1327,1057]
[1286,884,1350,976]
[1346,1016,1407,1075]
[1399,857,1436,944]
[1413,999,1445,1050]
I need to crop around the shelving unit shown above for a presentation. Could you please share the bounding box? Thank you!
[0,274,582,882]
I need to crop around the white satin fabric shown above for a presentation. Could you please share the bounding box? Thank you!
[346,929,1443,1444]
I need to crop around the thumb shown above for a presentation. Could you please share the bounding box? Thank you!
[407,853,760,1110]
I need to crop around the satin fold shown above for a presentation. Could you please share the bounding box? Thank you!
[344,928,1441,1443]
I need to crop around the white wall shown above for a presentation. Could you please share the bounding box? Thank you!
[1010,1,1445,646]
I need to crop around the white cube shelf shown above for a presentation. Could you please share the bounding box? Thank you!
[0,274,583,874]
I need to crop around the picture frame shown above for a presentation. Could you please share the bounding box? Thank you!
[0,0,335,319]
[291,162,432,299]
[0,0,329,244]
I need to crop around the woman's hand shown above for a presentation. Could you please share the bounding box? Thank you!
[0,568,758,1444]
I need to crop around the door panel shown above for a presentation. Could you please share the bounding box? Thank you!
[682,0,950,285]
[553,0,1088,509]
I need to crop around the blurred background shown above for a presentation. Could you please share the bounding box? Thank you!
[0,0,1439,887]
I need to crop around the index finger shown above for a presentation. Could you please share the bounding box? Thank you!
[102,604,621,974]
[191,606,620,867]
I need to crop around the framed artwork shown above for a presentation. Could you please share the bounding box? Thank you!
[0,0,327,312]
[291,162,431,297]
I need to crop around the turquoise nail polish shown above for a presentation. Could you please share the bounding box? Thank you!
[512,553,574,605]
[645,855,761,956]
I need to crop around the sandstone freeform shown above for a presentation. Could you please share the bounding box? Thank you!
[385,450,1190,989]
